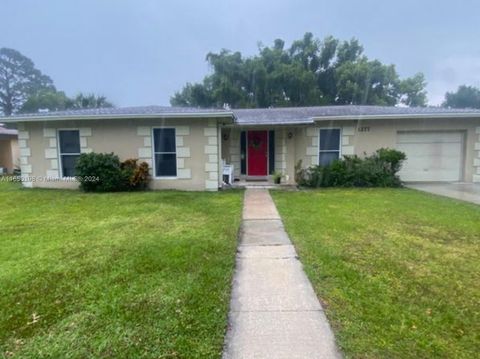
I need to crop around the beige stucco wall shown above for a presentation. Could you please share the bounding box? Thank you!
[222,127,241,179]
[221,126,298,184]
[221,124,356,185]
[18,117,224,191]
[297,118,480,183]
[19,116,480,189]
[294,121,356,168]
[222,117,480,184]
[351,118,480,182]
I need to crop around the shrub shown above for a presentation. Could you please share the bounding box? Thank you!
[376,147,407,173]
[75,153,124,192]
[121,158,150,190]
[294,160,308,186]
[75,153,150,192]
[296,148,406,188]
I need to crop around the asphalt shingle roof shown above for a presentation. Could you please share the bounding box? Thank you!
[232,105,480,125]
[5,106,230,119]
[2,105,480,125]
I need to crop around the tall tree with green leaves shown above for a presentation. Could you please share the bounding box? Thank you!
[399,73,428,107]
[171,33,428,108]
[69,93,114,109]
[0,48,55,115]
[335,59,399,106]
[20,91,114,113]
[20,89,72,113]
[443,85,480,109]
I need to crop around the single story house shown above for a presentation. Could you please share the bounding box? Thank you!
[0,125,19,174]
[1,105,480,190]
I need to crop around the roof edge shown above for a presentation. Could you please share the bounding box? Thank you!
[312,112,480,121]
[229,120,314,127]
[1,111,235,123]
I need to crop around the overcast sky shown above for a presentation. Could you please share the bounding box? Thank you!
[1,0,479,107]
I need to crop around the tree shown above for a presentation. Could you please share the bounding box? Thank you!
[443,85,480,109]
[20,91,114,113]
[20,89,72,113]
[171,33,428,108]
[170,82,214,107]
[0,48,55,115]
[0,47,114,114]
[399,73,427,107]
[69,93,114,109]
[335,59,399,106]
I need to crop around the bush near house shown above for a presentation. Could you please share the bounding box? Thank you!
[75,152,150,192]
[296,148,406,188]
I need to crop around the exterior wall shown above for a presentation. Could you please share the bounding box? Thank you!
[24,116,478,189]
[473,126,480,182]
[294,121,356,168]
[283,129,296,183]
[297,118,480,183]
[221,126,298,184]
[19,118,223,191]
[222,117,480,184]
[223,128,241,179]
[351,118,480,183]
[0,136,18,173]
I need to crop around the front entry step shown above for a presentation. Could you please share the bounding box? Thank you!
[230,181,297,190]
[245,176,269,181]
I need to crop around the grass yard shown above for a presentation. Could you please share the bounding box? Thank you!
[0,182,242,358]
[272,188,480,359]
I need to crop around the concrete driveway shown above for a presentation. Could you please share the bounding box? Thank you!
[407,183,480,205]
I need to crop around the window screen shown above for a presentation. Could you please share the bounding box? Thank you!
[319,129,341,166]
[58,130,80,177]
[153,128,177,177]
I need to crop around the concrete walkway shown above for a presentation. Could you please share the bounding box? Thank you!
[223,189,341,359]
[407,183,480,205]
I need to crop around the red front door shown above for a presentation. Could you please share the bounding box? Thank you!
[247,131,268,176]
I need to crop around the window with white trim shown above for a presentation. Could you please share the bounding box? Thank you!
[153,128,177,177]
[58,130,81,177]
[319,129,341,166]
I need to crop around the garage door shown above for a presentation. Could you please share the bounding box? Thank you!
[396,132,463,182]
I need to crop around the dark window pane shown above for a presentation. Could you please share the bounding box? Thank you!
[153,128,176,153]
[319,129,340,151]
[61,155,79,177]
[319,152,339,167]
[59,130,80,154]
[155,153,177,177]
[268,130,275,175]
[240,131,246,175]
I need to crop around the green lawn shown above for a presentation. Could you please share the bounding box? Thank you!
[0,182,242,358]
[272,188,480,359]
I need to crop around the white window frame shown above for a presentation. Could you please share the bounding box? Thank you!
[57,128,81,178]
[152,127,177,179]
[318,128,342,166]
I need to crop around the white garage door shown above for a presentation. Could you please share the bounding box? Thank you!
[397,132,463,182]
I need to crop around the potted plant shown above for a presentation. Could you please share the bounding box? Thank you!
[272,171,282,184]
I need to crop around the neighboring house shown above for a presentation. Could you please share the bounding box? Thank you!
[1,105,480,190]
[0,125,19,174]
